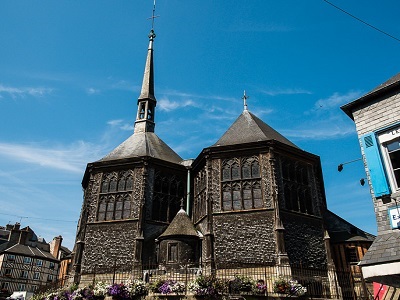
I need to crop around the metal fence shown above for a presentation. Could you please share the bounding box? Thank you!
[74,261,371,300]
[0,261,372,299]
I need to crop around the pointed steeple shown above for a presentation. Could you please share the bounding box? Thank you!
[134,29,157,134]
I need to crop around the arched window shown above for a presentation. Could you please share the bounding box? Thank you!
[117,176,126,191]
[243,182,252,209]
[98,171,134,221]
[97,197,107,221]
[152,172,185,222]
[222,183,232,211]
[220,156,262,212]
[109,176,117,192]
[281,158,313,215]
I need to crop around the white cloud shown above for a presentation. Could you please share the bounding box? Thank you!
[107,119,133,131]
[314,91,362,110]
[158,97,198,112]
[0,84,53,98]
[260,88,312,96]
[282,127,355,140]
[0,141,102,173]
[87,87,100,95]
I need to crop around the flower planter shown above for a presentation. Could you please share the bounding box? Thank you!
[152,295,185,300]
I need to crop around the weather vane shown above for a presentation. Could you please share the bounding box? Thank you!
[242,90,249,111]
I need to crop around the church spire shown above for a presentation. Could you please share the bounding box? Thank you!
[134,7,158,134]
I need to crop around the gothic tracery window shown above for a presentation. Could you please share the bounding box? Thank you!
[194,168,207,222]
[97,171,134,221]
[281,158,314,215]
[152,171,184,223]
[221,156,262,211]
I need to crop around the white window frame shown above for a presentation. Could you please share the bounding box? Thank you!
[378,126,400,192]
[1,282,9,290]
[23,257,32,264]
[7,254,15,261]
[20,270,29,279]
[18,284,26,291]
[33,272,40,280]
[36,259,43,266]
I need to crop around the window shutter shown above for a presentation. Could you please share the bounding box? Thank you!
[361,132,391,197]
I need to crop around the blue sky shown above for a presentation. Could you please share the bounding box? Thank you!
[1,1,399,250]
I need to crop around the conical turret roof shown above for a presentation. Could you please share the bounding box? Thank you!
[212,110,298,148]
[159,209,199,239]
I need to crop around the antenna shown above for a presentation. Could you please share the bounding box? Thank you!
[242,90,249,111]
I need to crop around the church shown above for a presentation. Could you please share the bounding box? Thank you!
[71,24,373,288]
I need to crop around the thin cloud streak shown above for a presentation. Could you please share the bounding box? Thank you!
[0,84,53,98]
[260,88,312,96]
[282,125,355,140]
[314,91,362,110]
[0,141,103,173]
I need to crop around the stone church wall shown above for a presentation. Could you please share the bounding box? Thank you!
[82,221,138,273]
[281,212,326,268]
[86,173,102,223]
[260,153,273,209]
[213,210,276,264]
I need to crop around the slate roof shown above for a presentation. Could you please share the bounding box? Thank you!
[359,231,400,266]
[99,132,182,164]
[158,209,199,239]
[341,72,400,119]
[324,210,375,243]
[0,243,58,261]
[212,110,298,148]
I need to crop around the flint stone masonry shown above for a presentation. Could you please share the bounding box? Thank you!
[281,212,326,268]
[260,153,273,209]
[82,221,138,273]
[213,210,276,263]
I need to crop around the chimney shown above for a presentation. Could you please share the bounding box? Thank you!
[50,235,63,259]
[8,223,21,245]
[19,227,29,245]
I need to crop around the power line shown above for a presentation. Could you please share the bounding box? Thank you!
[323,0,400,43]
[0,212,77,223]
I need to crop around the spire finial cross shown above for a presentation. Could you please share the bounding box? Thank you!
[148,0,160,30]
[242,90,249,111]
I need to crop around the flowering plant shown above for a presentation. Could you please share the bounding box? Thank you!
[188,275,226,297]
[273,277,290,294]
[107,283,130,300]
[31,286,78,300]
[288,279,307,296]
[128,279,148,296]
[71,288,94,300]
[253,280,267,295]
[93,282,109,298]
[273,277,306,296]
[229,275,255,293]
[158,280,185,294]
